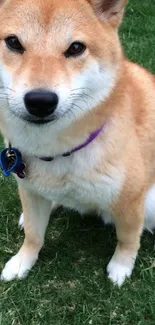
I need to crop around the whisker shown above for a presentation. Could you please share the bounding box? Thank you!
[71,87,92,92]
[0,86,15,92]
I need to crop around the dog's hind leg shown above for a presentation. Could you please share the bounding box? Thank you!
[1,186,51,281]
[18,212,24,230]
[144,184,155,232]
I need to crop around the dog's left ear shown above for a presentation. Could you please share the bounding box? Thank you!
[0,0,6,6]
[87,0,128,28]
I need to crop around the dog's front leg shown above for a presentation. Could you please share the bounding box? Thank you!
[107,194,144,286]
[1,186,52,281]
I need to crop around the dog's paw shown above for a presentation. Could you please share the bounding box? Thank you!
[107,258,134,287]
[1,252,37,281]
[18,212,24,230]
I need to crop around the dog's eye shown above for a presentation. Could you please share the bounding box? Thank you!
[65,42,86,58]
[5,36,24,54]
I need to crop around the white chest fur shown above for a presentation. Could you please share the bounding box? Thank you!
[18,144,124,215]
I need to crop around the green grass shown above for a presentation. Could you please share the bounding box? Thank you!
[1,0,155,324]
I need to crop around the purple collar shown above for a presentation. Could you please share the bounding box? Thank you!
[40,122,105,162]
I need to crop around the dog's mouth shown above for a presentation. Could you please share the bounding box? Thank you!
[21,116,53,125]
[12,111,56,125]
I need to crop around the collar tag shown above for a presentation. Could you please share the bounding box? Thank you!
[0,147,26,179]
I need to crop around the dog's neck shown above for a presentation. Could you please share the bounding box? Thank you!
[40,121,106,161]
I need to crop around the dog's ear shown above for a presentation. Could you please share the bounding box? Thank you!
[0,0,6,6]
[87,0,128,28]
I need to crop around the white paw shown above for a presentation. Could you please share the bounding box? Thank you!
[107,258,134,287]
[18,212,24,230]
[1,252,37,281]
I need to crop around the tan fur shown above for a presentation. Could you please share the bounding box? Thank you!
[0,0,155,285]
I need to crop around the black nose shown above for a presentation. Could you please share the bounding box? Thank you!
[24,90,58,118]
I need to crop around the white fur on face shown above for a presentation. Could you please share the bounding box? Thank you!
[0,56,117,156]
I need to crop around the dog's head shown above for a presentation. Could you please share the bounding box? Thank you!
[0,0,127,155]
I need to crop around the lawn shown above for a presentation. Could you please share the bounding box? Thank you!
[1,0,155,324]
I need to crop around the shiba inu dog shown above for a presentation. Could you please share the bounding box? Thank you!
[0,0,155,286]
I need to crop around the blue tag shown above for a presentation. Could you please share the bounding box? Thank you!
[0,147,26,178]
